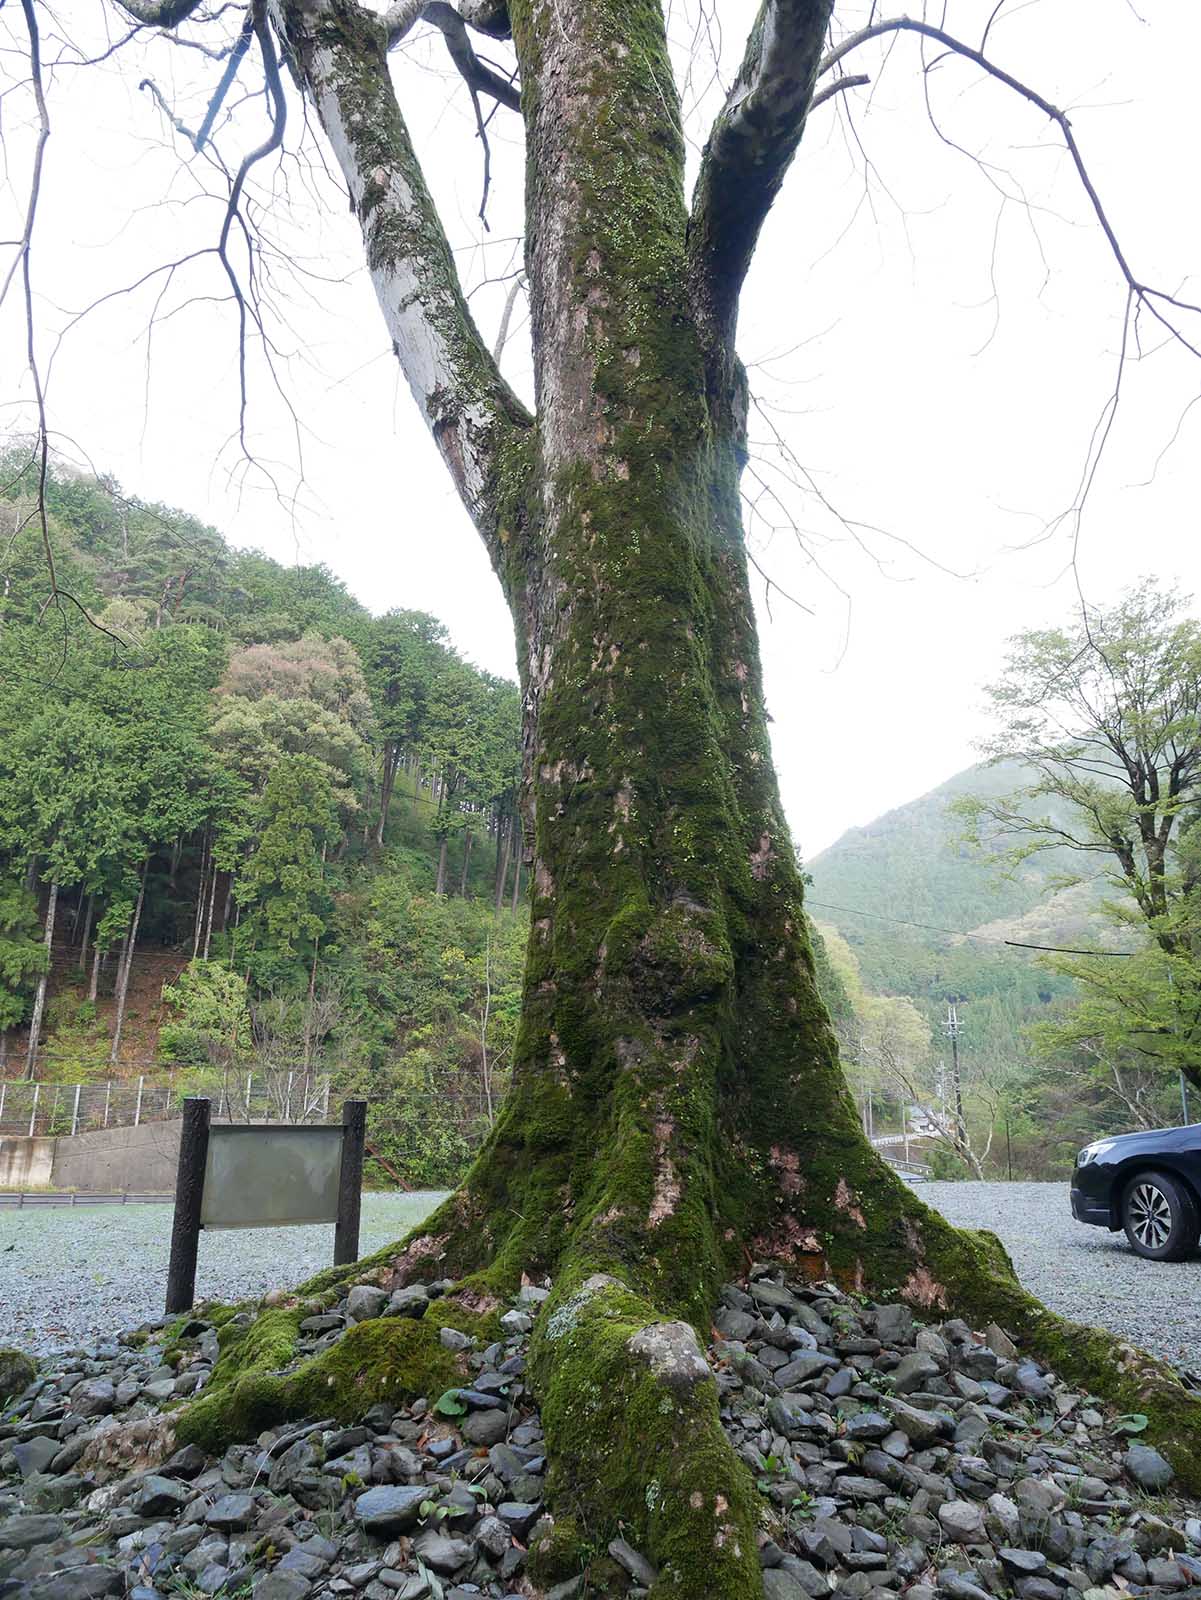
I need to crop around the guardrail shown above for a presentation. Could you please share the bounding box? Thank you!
[0,1191,173,1207]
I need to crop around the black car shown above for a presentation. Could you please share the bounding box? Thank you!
[1071,1124,1201,1260]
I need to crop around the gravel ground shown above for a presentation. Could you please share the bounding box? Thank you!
[922,1179,1201,1373]
[0,1191,445,1355]
[4,1181,1199,1372]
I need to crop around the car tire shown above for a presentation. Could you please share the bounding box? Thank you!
[1121,1170,1199,1261]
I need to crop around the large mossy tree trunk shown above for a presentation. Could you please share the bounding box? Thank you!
[244,0,1201,1591]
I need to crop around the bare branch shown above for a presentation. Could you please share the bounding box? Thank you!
[818,17,1201,360]
[194,8,255,150]
[687,0,832,343]
[399,3,520,112]
[809,72,869,112]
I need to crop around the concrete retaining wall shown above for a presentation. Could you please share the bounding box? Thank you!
[0,1120,181,1192]
[0,1136,55,1188]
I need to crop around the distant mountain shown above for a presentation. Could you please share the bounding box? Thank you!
[806,762,1110,1071]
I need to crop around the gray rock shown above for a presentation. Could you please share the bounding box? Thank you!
[986,1493,1020,1542]
[835,1476,888,1502]
[25,1471,87,1512]
[775,1352,840,1388]
[1013,1581,1063,1600]
[205,1491,255,1530]
[767,1397,824,1440]
[412,1530,473,1573]
[939,1500,986,1542]
[1013,1363,1052,1400]
[24,1569,123,1600]
[1146,1557,1188,1589]
[387,1286,430,1319]
[999,1549,1048,1575]
[887,1396,952,1444]
[71,1377,116,1417]
[985,1323,1019,1360]
[609,1538,657,1586]
[938,1573,993,1600]
[163,1443,209,1480]
[135,1474,194,1517]
[499,1309,533,1335]
[872,1305,914,1345]
[0,1513,67,1549]
[354,1485,429,1535]
[714,1307,758,1341]
[474,1514,512,1558]
[893,1353,941,1394]
[462,1408,509,1446]
[256,1573,315,1600]
[276,1547,329,1578]
[916,1328,949,1360]
[844,1411,892,1442]
[763,1570,810,1600]
[1124,1444,1175,1491]
[497,1501,542,1536]
[750,1281,798,1313]
[12,1436,59,1477]
[439,1326,473,1351]
[347,1285,389,1322]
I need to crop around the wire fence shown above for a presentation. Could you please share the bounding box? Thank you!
[0,1072,332,1139]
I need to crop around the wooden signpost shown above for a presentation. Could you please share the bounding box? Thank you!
[165,1097,367,1314]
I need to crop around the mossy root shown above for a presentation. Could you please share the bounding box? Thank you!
[527,1270,762,1600]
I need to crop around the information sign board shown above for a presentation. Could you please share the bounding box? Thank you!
[200,1124,344,1229]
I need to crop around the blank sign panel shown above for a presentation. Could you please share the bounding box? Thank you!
[201,1124,344,1230]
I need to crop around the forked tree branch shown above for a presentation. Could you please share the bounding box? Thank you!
[687,0,833,345]
[270,0,531,558]
[419,3,519,112]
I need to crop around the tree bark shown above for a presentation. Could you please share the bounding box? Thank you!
[109,860,148,1067]
[376,742,398,845]
[494,810,512,918]
[88,944,102,1004]
[24,878,57,1080]
[434,834,449,898]
[77,892,93,972]
[192,829,209,960]
[509,840,521,913]
[202,862,218,960]
[458,826,473,895]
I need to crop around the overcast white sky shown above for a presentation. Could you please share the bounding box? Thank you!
[2,0,1199,856]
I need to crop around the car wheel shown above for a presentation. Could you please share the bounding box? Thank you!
[1121,1171,1199,1261]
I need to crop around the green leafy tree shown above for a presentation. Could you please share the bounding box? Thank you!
[159,960,251,1069]
[965,581,1201,1093]
[0,876,47,1064]
[234,754,340,987]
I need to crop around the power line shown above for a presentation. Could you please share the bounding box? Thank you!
[805,897,1135,957]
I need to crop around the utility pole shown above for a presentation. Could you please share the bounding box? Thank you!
[943,1002,966,1141]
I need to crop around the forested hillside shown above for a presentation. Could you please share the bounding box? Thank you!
[0,456,526,1183]
[809,761,1097,1063]
[807,763,1184,1175]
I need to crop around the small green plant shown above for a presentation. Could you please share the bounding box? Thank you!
[1113,1413,1149,1436]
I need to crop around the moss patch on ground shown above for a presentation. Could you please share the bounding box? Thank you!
[175,1298,497,1455]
